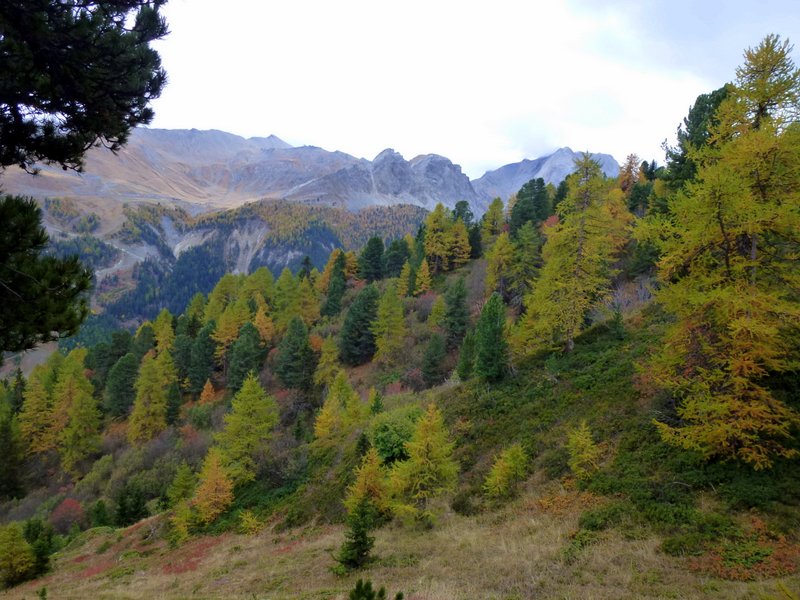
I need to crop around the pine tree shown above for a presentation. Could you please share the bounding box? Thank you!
[390,403,458,524]
[474,294,507,382]
[0,402,22,499]
[508,222,543,308]
[510,177,549,235]
[340,284,380,366]
[193,448,234,525]
[227,323,265,394]
[103,353,139,418]
[421,333,446,387]
[443,277,468,349]
[172,333,193,390]
[275,316,316,390]
[372,281,406,367]
[359,236,385,282]
[336,495,377,570]
[314,336,341,388]
[128,352,168,445]
[215,374,279,485]
[368,387,384,414]
[413,259,431,296]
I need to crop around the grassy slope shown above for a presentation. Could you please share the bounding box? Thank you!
[5,308,799,599]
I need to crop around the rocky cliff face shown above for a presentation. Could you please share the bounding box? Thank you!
[471,147,620,204]
[3,128,619,217]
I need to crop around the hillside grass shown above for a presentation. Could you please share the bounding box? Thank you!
[6,306,799,598]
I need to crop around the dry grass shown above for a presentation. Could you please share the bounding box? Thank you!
[4,482,798,599]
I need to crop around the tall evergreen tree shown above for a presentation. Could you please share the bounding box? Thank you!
[474,294,508,382]
[275,316,316,390]
[0,401,22,499]
[103,353,139,419]
[456,329,477,381]
[227,323,265,394]
[340,284,380,366]
[189,322,216,396]
[383,238,410,278]
[443,277,468,349]
[510,177,549,235]
[359,236,385,283]
[322,251,347,317]
[421,333,446,387]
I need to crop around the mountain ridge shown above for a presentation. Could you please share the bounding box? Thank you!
[1,128,619,215]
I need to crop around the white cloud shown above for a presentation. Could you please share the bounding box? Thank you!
[149,0,798,177]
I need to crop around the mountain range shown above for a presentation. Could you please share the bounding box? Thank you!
[2,128,619,215]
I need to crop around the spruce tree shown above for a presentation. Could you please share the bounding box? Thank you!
[339,284,380,366]
[189,322,216,396]
[322,251,347,317]
[172,333,194,390]
[443,277,468,348]
[227,323,264,394]
[474,294,508,382]
[421,333,446,387]
[456,329,476,381]
[275,316,316,390]
[103,353,139,419]
[383,238,410,278]
[0,402,22,499]
[359,236,385,283]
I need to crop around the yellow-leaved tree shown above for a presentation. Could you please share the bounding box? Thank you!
[193,447,234,524]
[511,154,631,356]
[639,35,800,469]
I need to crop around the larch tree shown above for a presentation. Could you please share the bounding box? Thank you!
[212,297,251,361]
[297,276,321,326]
[390,403,458,525]
[512,154,630,356]
[193,447,234,524]
[372,281,407,367]
[152,308,175,355]
[398,261,413,297]
[273,268,300,332]
[484,231,514,299]
[128,352,168,445]
[481,197,505,244]
[423,203,453,274]
[413,259,431,296]
[18,374,54,454]
[641,34,800,468]
[215,373,279,485]
[449,218,471,269]
[314,336,341,389]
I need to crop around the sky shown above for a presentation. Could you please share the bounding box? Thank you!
[149,0,800,179]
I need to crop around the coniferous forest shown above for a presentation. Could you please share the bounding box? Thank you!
[0,10,799,599]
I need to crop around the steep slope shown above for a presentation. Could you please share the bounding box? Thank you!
[472,147,620,203]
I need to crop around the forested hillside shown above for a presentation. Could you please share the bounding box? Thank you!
[0,35,798,599]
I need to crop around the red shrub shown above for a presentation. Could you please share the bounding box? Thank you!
[50,498,85,534]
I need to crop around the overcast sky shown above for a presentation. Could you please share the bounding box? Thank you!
[149,0,799,178]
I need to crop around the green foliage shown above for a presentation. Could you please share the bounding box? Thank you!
[275,316,316,390]
[188,322,216,395]
[348,579,404,600]
[359,236,384,283]
[455,329,476,381]
[321,251,347,316]
[0,522,35,588]
[0,1,167,171]
[474,294,507,382]
[115,482,148,526]
[167,462,197,508]
[371,405,422,465]
[443,277,468,348]
[383,238,410,278]
[0,400,22,499]
[103,353,139,419]
[0,196,91,357]
[340,284,380,366]
[89,500,111,528]
[372,281,406,367]
[227,323,265,394]
[336,495,378,571]
[510,177,550,234]
[128,352,168,445]
[421,333,446,388]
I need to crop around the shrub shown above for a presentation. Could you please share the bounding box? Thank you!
[567,421,600,481]
[0,523,36,588]
[483,443,528,502]
[49,498,85,535]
